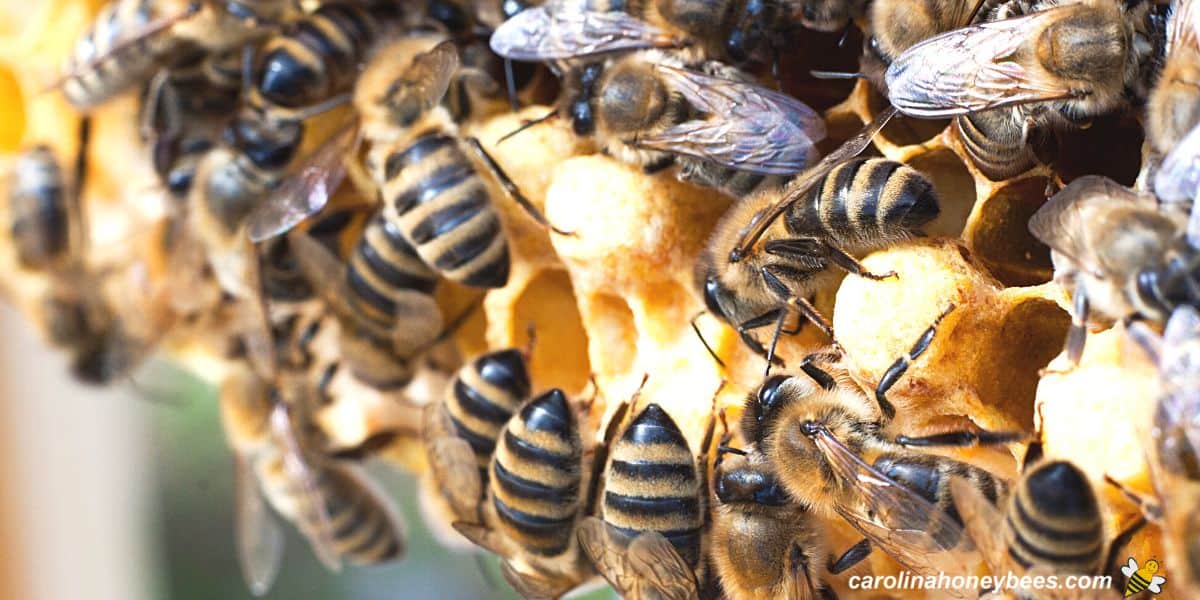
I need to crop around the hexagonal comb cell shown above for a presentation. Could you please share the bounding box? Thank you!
[509,269,590,394]
[906,148,974,238]
[965,176,1054,287]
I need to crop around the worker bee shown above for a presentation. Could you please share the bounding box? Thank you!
[742,308,1017,581]
[696,108,938,361]
[711,450,870,600]
[577,400,714,599]
[951,449,1133,599]
[246,1,398,112]
[451,388,598,599]
[862,0,989,89]
[6,145,79,271]
[1029,175,1198,364]
[423,346,532,521]
[59,0,289,110]
[1124,306,1200,595]
[885,0,1156,124]
[490,0,800,65]
[219,367,406,596]
[1149,0,1200,157]
[248,35,560,290]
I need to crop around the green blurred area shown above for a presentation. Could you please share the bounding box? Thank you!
[140,362,612,600]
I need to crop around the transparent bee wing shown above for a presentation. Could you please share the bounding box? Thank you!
[634,65,825,175]
[50,3,201,94]
[577,517,641,597]
[489,0,682,60]
[626,531,699,600]
[402,40,462,114]
[247,120,362,243]
[498,559,571,600]
[452,521,505,555]
[1121,558,1137,577]
[234,454,284,597]
[421,403,485,523]
[1148,576,1166,592]
[269,402,342,573]
[732,106,896,259]
[1155,122,1200,247]
[1028,175,1140,268]
[810,426,982,587]
[1153,307,1200,492]
[1167,0,1200,57]
[283,230,359,322]
[885,9,1076,118]
[948,476,1006,575]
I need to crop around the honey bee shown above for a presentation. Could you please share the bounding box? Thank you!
[1126,306,1200,595]
[711,450,870,600]
[490,0,798,64]
[59,0,289,110]
[219,367,406,596]
[1029,175,1198,364]
[696,109,938,361]
[862,0,988,89]
[451,388,598,599]
[423,346,533,522]
[951,450,1132,599]
[793,0,867,32]
[742,309,1018,581]
[577,401,714,600]
[247,1,398,113]
[1149,0,1200,157]
[248,35,560,290]
[885,0,1156,124]
[6,145,79,271]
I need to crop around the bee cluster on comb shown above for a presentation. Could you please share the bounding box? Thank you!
[0,0,1197,598]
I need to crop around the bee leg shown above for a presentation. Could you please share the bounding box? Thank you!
[735,309,787,365]
[873,303,956,423]
[893,429,1024,448]
[1066,289,1089,365]
[504,58,520,111]
[1103,514,1149,581]
[828,538,872,574]
[825,243,897,281]
[140,70,180,142]
[464,136,575,236]
[797,353,838,391]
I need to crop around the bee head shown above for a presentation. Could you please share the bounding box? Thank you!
[741,374,791,445]
[715,455,790,506]
[566,63,604,136]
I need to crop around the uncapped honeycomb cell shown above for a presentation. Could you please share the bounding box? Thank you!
[965,176,1054,287]
[904,148,975,238]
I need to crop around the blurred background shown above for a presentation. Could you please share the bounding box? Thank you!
[0,304,609,599]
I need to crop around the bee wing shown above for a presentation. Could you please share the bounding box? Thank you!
[453,521,506,555]
[1148,576,1166,592]
[283,230,359,322]
[626,532,699,600]
[949,476,1005,574]
[633,65,825,175]
[489,0,682,60]
[421,403,485,523]
[885,9,1077,118]
[811,427,981,582]
[1121,557,1138,577]
[1154,122,1200,247]
[1028,175,1137,268]
[48,3,200,94]
[577,517,642,598]
[234,454,285,597]
[1168,0,1200,57]
[269,402,342,573]
[498,559,571,600]
[247,121,362,243]
[732,106,897,257]
[404,40,462,113]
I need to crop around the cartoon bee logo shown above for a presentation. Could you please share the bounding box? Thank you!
[1122,557,1167,597]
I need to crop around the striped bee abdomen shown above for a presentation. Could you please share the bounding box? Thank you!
[322,466,404,565]
[1002,461,1104,574]
[786,157,940,242]
[954,110,1036,181]
[344,211,441,347]
[62,0,191,109]
[873,453,1004,550]
[603,403,704,568]
[254,1,383,109]
[445,349,531,475]
[381,132,511,289]
[490,389,583,556]
[9,146,70,270]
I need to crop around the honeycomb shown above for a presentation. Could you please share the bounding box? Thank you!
[0,1,1179,599]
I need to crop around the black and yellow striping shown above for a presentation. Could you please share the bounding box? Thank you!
[253,1,392,109]
[343,211,440,346]
[444,349,531,476]
[489,389,583,556]
[602,403,704,568]
[1002,461,1104,574]
[380,133,511,289]
[788,157,940,241]
[873,452,1005,550]
[954,111,1036,181]
[8,146,71,270]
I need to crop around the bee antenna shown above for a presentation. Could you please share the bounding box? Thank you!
[523,323,537,359]
[690,311,726,370]
[810,70,865,80]
[497,109,557,144]
[837,23,854,48]
[630,373,650,413]
[504,58,520,112]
